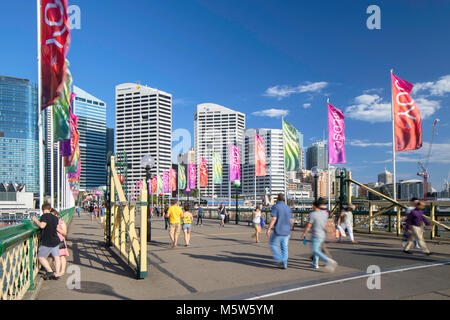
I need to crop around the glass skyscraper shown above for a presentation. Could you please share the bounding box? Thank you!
[0,76,39,194]
[72,86,107,190]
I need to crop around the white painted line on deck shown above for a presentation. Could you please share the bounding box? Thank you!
[246,260,450,300]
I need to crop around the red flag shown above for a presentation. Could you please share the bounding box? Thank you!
[199,157,208,187]
[255,133,266,177]
[41,0,71,109]
[391,72,422,151]
[151,177,158,195]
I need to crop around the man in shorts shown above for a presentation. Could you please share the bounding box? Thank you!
[32,203,62,280]
[168,200,183,248]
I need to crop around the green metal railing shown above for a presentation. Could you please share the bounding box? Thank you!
[0,207,75,300]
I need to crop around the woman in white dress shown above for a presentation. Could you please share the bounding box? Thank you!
[337,205,358,244]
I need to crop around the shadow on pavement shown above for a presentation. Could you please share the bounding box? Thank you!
[74,281,131,300]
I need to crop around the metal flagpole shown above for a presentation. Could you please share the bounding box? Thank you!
[37,0,44,209]
[327,98,331,211]
[390,69,397,203]
[282,117,287,197]
[254,132,257,207]
[57,143,60,211]
[50,110,54,207]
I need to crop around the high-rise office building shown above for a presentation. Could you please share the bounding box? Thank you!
[72,86,107,190]
[296,131,305,170]
[242,128,285,203]
[0,76,39,194]
[194,103,245,199]
[115,83,172,194]
[106,128,114,155]
[306,141,328,170]
[378,169,393,185]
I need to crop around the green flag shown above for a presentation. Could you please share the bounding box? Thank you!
[212,151,222,184]
[66,146,79,173]
[283,120,300,171]
[53,60,72,142]
[157,174,163,194]
[178,165,186,190]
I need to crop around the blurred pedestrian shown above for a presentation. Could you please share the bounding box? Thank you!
[164,206,170,230]
[50,209,69,276]
[336,204,358,244]
[404,201,432,255]
[196,204,203,226]
[301,198,338,272]
[168,200,182,248]
[252,204,264,243]
[218,203,226,227]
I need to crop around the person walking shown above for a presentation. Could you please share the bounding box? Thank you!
[164,206,170,230]
[181,204,194,246]
[168,200,183,248]
[266,194,293,269]
[403,197,421,249]
[50,209,69,276]
[301,198,338,272]
[252,204,264,243]
[32,203,62,280]
[218,203,226,227]
[196,204,203,226]
[404,201,432,255]
[336,204,357,244]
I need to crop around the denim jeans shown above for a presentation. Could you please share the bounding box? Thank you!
[270,233,290,268]
[311,237,331,266]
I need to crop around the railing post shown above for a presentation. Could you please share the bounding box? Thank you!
[388,213,392,233]
[27,236,35,291]
[369,202,373,234]
[347,171,352,205]
[139,184,148,279]
[431,203,435,240]
[397,205,401,236]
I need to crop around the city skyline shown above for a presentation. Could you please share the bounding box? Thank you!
[0,1,449,190]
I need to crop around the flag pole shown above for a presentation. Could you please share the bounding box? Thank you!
[57,143,60,211]
[37,0,44,209]
[50,110,54,207]
[254,132,257,208]
[390,69,397,203]
[282,117,287,199]
[327,98,331,211]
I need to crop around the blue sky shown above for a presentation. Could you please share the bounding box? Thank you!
[0,0,449,189]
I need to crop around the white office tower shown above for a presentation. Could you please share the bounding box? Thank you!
[115,83,172,194]
[243,128,285,204]
[194,103,245,200]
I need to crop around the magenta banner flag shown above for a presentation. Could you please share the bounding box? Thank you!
[188,163,196,189]
[163,171,170,193]
[328,103,346,164]
[229,144,241,182]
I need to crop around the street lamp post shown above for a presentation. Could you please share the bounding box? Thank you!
[141,155,155,242]
[233,180,240,224]
[311,166,322,202]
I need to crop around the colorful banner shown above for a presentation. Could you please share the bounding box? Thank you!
[255,133,266,176]
[283,120,300,171]
[229,144,241,182]
[178,165,186,190]
[391,72,422,151]
[188,163,196,189]
[151,176,157,195]
[212,151,222,184]
[157,174,163,194]
[66,146,80,173]
[60,94,78,156]
[328,103,346,164]
[52,61,72,141]
[199,157,208,187]
[163,171,170,193]
[170,168,177,192]
[41,0,71,109]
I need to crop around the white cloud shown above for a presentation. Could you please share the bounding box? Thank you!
[264,81,328,99]
[345,93,440,123]
[412,74,450,96]
[252,108,289,118]
[349,139,391,147]
[303,103,311,109]
[375,143,450,164]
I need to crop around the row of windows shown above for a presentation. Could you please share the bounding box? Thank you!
[75,97,105,106]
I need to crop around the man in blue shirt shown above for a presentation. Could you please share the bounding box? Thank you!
[266,193,293,269]
[196,205,203,226]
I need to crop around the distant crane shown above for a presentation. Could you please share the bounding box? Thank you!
[417,119,439,200]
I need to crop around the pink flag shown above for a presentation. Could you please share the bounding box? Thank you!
[229,144,241,182]
[255,133,266,177]
[200,157,208,187]
[188,163,196,189]
[163,171,170,193]
[170,168,177,192]
[328,103,346,164]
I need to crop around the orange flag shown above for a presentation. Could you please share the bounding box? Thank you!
[391,72,422,151]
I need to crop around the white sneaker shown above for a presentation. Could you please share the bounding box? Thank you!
[311,264,319,269]
[324,260,337,272]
